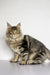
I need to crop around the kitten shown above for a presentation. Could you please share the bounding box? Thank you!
[6,22,50,65]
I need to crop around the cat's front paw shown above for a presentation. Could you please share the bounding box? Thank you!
[10,59,18,63]
[19,61,26,65]
[27,60,33,64]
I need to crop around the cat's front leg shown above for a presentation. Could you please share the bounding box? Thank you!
[19,60,26,65]
[19,53,28,65]
[10,53,19,63]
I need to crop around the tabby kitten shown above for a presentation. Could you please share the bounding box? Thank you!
[6,22,50,65]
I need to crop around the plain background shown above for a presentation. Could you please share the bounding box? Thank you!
[0,0,50,60]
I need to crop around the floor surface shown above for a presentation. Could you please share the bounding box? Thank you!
[0,61,50,75]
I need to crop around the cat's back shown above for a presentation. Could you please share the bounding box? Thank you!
[24,35,43,46]
[24,35,47,51]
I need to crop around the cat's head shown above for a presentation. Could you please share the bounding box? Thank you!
[6,22,23,39]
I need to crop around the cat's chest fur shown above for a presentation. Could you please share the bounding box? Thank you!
[6,36,24,54]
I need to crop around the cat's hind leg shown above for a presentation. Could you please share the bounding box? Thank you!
[27,52,45,64]
[27,59,42,64]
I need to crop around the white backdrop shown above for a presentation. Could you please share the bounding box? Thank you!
[0,0,50,60]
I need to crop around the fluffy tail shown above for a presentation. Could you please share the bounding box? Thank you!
[46,49,50,60]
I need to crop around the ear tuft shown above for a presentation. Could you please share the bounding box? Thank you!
[7,22,11,28]
[17,23,21,28]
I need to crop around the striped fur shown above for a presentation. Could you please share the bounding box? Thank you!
[6,23,50,64]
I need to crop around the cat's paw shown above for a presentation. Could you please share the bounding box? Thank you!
[10,59,18,63]
[19,61,26,65]
[27,60,33,64]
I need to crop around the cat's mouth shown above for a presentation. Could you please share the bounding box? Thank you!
[12,35,18,38]
[10,35,19,39]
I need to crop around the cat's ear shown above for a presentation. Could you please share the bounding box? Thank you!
[7,22,11,29]
[17,23,21,29]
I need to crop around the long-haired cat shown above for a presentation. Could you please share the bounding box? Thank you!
[6,22,50,65]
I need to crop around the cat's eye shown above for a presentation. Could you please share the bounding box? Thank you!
[9,32,12,34]
[17,31,20,34]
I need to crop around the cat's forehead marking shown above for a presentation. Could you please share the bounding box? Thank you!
[11,26,17,30]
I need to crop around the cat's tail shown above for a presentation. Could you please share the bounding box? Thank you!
[46,49,50,60]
